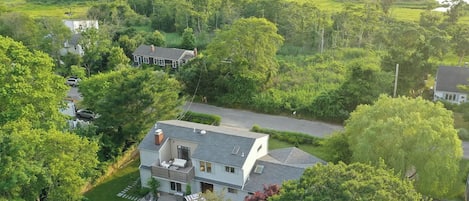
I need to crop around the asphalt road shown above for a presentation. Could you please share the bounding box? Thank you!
[183,102,469,159]
[183,102,344,137]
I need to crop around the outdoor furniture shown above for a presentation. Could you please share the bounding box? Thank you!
[161,161,171,168]
[173,158,187,168]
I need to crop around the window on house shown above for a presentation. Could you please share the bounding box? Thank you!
[225,166,235,173]
[177,145,190,161]
[257,145,262,152]
[227,188,237,194]
[200,161,212,173]
[170,182,182,192]
[158,59,165,66]
[143,57,149,64]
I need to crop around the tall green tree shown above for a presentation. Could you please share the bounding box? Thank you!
[37,17,72,68]
[107,46,130,70]
[271,162,422,201]
[0,12,40,49]
[345,95,462,198]
[81,28,113,75]
[449,24,469,66]
[0,119,99,201]
[146,30,166,47]
[205,17,283,104]
[0,36,68,129]
[79,67,183,151]
[381,21,448,96]
[181,27,196,49]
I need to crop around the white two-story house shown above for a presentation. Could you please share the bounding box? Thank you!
[138,120,324,201]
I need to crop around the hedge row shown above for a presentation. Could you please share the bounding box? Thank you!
[251,125,322,146]
[179,111,221,126]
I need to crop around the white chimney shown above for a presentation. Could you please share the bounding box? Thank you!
[151,45,155,52]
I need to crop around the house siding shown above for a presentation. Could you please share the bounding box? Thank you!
[140,166,152,188]
[140,149,158,167]
[242,136,269,183]
[195,161,244,187]
[434,90,468,104]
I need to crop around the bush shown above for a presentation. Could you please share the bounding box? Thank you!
[458,128,469,141]
[250,125,322,146]
[179,111,221,126]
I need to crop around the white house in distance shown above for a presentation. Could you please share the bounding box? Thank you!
[138,120,324,201]
[60,20,99,56]
[434,65,469,104]
[132,45,196,68]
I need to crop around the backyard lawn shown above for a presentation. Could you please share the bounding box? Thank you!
[84,159,141,201]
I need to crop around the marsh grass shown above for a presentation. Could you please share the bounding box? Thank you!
[6,0,90,18]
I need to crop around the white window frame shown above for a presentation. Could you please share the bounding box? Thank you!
[200,161,212,173]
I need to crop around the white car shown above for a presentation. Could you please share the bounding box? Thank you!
[65,77,80,87]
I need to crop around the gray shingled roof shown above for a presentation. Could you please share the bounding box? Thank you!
[69,33,81,46]
[138,120,268,168]
[435,66,469,92]
[243,161,305,193]
[132,45,192,60]
[243,147,325,192]
[262,147,325,168]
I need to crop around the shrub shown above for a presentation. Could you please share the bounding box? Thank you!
[458,128,469,141]
[250,125,322,146]
[179,111,221,126]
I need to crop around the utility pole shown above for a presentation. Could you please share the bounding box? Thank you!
[393,64,399,98]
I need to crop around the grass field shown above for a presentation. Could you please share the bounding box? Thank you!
[4,0,90,18]
[84,159,141,201]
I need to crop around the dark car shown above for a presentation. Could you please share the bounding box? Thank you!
[76,109,99,120]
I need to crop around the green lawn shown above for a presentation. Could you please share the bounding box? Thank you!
[83,159,141,201]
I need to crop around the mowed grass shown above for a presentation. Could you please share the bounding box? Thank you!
[4,0,90,18]
[83,159,140,201]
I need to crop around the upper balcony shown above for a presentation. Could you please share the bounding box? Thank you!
[151,160,195,183]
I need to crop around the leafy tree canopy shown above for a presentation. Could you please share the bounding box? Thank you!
[205,17,283,104]
[345,95,462,198]
[0,35,68,129]
[271,162,422,201]
[79,67,184,149]
[0,119,99,201]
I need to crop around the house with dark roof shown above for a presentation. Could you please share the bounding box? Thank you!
[132,45,196,68]
[138,120,324,201]
[434,66,469,104]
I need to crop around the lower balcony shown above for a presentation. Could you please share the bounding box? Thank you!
[151,163,195,183]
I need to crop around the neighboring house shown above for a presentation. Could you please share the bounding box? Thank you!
[434,66,469,104]
[60,20,99,56]
[138,120,324,201]
[132,45,196,68]
[60,33,84,56]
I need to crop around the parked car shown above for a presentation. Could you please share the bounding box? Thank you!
[65,77,80,87]
[76,109,99,120]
